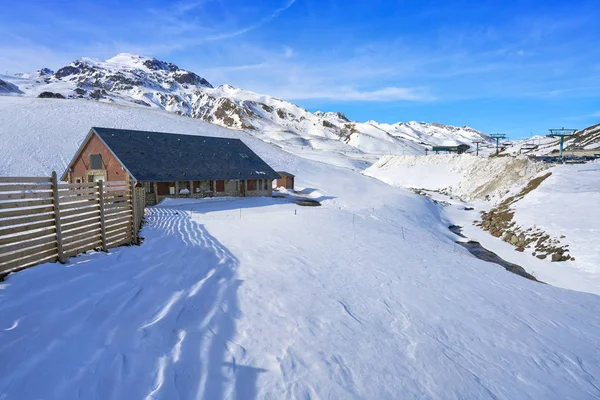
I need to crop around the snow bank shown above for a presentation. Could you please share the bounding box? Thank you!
[512,164,600,282]
[364,154,549,201]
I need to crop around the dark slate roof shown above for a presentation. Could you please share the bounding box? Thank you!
[92,127,280,182]
[277,171,295,177]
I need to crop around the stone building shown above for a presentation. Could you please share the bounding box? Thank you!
[62,127,280,205]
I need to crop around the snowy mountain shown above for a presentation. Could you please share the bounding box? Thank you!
[2,53,492,158]
[502,123,600,156]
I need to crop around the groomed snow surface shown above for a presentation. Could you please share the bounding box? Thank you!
[1,97,600,399]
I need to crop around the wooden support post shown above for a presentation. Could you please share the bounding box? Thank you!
[51,171,66,263]
[190,180,193,196]
[97,180,108,252]
[153,182,158,204]
[175,181,179,198]
[130,179,138,244]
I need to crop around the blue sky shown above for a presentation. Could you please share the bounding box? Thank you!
[1,0,599,138]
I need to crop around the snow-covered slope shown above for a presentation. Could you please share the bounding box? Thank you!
[503,123,600,156]
[364,154,549,201]
[1,96,600,399]
[2,53,492,158]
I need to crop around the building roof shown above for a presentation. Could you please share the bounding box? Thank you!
[78,127,280,182]
[277,171,295,177]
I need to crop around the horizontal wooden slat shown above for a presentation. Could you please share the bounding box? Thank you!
[104,194,130,201]
[0,191,53,201]
[62,232,102,247]
[0,212,54,228]
[62,224,101,241]
[104,187,129,193]
[62,214,101,229]
[0,229,56,247]
[0,235,57,255]
[0,220,55,237]
[60,210,101,225]
[105,213,131,225]
[105,220,131,233]
[104,181,127,186]
[59,199,97,211]
[0,206,54,220]
[62,218,101,232]
[0,242,57,264]
[63,234,102,251]
[0,250,58,274]
[104,211,132,221]
[106,232,131,247]
[0,183,53,192]
[58,182,96,189]
[59,204,100,218]
[59,193,98,203]
[0,177,51,184]
[58,188,98,197]
[0,199,54,210]
[104,201,131,208]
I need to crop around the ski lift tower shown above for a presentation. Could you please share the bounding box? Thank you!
[490,133,507,156]
[547,128,577,162]
[472,139,484,156]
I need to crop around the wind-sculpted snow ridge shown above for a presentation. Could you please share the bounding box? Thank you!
[2,53,492,158]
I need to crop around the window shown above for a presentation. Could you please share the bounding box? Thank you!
[216,180,225,192]
[247,179,257,191]
[145,182,154,193]
[90,154,103,170]
[263,179,269,190]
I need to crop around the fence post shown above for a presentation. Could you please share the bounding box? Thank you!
[97,180,108,252]
[130,179,138,244]
[51,171,66,263]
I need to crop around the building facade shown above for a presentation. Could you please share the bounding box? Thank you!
[63,127,280,205]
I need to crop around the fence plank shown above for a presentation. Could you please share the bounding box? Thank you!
[104,181,127,186]
[105,220,131,233]
[0,220,55,237]
[62,224,101,241]
[0,199,53,210]
[63,235,102,252]
[59,205,100,218]
[51,171,65,263]
[0,229,56,247]
[57,182,96,189]
[63,232,102,247]
[105,212,131,224]
[0,213,54,228]
[0,242,57,265]
[58,188,98,197]
[60,210,100,225]
[59,199,97,211]
[97,181,108,252]
[104,205,131,214]
[0,235,57,255]
[0,191,53,201]
[0,184,53,192]
[106,232,131,248]
[62,217,101,232]
[0,206,54,220]
[59,193,98,202]
[0,177,52,184]
[0,250,58,274]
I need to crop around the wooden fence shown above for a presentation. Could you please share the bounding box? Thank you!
[0,172,144,275]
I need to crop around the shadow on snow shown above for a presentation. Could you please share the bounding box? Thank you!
[0,206,264,399]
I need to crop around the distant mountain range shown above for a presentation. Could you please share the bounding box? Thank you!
[1,53,494,157]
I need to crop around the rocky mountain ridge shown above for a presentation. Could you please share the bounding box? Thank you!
[2,53,492,157]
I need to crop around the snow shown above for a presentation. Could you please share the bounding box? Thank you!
[1,97,600,399]
[364,154,548,200]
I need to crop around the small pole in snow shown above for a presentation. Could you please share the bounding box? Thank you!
[239,208,241,219]
[295,209,297,215]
